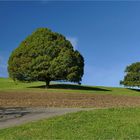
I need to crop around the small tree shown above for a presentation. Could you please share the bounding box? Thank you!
[8,28,84,88]
[120,62,140,87]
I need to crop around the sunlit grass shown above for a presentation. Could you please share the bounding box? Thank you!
[0,78,140,96]
[0,108,140,140]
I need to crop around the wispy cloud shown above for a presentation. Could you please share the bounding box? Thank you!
[0,54,8,77]
[0,64,7,69]
[0,63,8,77]
[66,37,78,50]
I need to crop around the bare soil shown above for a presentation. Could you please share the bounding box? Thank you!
[1,91,140,108]
[1,92,140,129]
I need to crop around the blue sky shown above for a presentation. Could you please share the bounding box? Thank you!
[1,1,140,87]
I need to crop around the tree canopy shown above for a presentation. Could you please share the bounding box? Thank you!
[8,28,84,87]
[120,62,140,87]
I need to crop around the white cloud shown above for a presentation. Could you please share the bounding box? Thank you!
[66,37,78,50]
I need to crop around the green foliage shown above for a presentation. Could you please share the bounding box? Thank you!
[1,108,140,140]
[121,62,140,87]
[8,28,84,86]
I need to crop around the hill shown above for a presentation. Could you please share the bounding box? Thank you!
[0,78,140,96]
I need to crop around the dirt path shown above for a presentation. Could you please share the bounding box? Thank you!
[1,91,140,129]
[0,107,93,129]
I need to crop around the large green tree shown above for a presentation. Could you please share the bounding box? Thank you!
[120,62,140,87]
[8,28,84,87]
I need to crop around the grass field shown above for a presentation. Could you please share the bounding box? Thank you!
[0,108,140,140]
[0,78,44,91]
[1,77,140,108]
[0,78,140,96]
[1,78,140,139]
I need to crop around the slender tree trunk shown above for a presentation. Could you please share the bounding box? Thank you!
[45,80,50,88]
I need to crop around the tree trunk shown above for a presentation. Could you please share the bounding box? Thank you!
[45,80,50,88]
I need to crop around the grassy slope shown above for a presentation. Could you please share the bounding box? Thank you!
[0,108,140,140]
[0,78,140,96]
[0,78,44,90]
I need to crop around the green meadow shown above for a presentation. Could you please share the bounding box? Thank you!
[0,78,140,96]
[0,108,140,140]
[1,78,140,140]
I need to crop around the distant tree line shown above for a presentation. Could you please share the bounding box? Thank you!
[121,62,140,87]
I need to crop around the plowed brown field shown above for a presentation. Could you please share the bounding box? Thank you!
[1,91,140,108]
